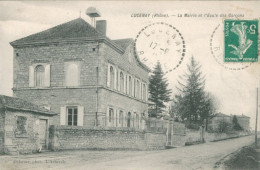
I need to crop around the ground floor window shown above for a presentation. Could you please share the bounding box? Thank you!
[67,107,78,126]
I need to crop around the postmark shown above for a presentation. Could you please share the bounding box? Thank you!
[224,20,258,62]
[210,24,253,70]
[134,22,186,73]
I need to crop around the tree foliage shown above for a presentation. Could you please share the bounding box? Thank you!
[149,61,172,117]
[232,115,243,131]
[171,56,217,125]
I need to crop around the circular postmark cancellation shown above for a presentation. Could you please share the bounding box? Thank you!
[134,22,186,73]
[210,24,253,70]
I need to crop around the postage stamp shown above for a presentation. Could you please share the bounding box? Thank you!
[134,22,186,73]
[224,20,258,62]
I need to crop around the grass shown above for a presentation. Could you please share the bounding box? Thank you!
[221,145,260,170]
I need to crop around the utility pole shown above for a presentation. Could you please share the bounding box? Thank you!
[255,87,258,148]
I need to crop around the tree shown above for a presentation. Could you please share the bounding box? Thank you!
[148,61,172,117]
[232,115,243,131]
[172,56,216,125]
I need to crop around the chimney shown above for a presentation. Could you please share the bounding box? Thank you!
[96,20,107,36]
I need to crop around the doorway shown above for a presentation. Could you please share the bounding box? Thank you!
[38,119,48,149]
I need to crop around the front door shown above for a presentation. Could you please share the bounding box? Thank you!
[38,119,47,149]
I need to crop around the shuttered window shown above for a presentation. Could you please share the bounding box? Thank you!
[29,64,50,87]
[60,106,84,126]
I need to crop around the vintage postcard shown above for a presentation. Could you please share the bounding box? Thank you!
[0,1,259,170]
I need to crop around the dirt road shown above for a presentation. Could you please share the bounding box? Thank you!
[0,135,254,170]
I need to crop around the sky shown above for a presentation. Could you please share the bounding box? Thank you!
[0,1,259,128]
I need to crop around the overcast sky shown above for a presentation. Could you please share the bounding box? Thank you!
[0,1,259,128]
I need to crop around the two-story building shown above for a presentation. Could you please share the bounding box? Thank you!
[10,15,150,129]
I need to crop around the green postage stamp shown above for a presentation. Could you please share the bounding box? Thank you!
[224,20,258,62]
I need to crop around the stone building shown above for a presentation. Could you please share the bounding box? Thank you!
[208,112,250,131]
[10,16,149,129]
[0,95,56,154]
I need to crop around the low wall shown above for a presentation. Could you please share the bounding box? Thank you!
[49,125,166,151]
[185,128,250,144]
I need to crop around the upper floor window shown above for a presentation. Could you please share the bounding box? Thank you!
[35,65,45,87]
[65,62,79,86]
[129,76,132,95]
[143,84,147,101]
[29,64,50,87]
[110,66,115,89]
[136,80,140,99]
[120,72,124,93]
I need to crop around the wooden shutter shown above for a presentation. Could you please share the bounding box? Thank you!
[107,65,110,87]
[44,64,50,87]
[29,66,34,87]
[77,106,84,126]
[60,107,66,125]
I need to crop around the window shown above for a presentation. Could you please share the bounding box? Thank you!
[120,72,124,93]
[16,116,27,135]
[67,107,78,126]
[127,112,131,128]
[143,84,147,101]
[109,108,114,123]
[110,66,114,89]
[66,63,79,86]
[136,114,139,128]
[29,64,50,87]
[136,80,140,99]
[119,110,123,126]
[35,65,45,87]
[129,76,132,96]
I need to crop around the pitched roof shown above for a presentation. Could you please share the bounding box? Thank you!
[112,38,133,50]
[10,18,104,46]
[214,112,230,117]
[0,95,56,115]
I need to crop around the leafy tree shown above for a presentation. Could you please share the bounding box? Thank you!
[217,120,232,133]
[172,56,216,125]
[148,61,172,117]
[232,115,243,131]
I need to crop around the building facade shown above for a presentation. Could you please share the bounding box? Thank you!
[10,17,149,129]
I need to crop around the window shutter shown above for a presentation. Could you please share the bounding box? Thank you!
[44,64,50,87]
[60,107,66,125]
[107,65,110,87]
[77,106,84,126]
[29,66,34,87]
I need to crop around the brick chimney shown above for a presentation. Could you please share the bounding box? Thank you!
[96,20,107,36]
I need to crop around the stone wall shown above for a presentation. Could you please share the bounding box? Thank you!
[49,125,166,151]
[185,128,251,144]
[0,111,4,154]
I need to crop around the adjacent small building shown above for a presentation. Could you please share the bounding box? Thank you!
[0,95,56,154]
